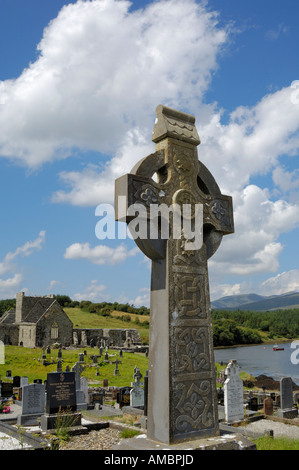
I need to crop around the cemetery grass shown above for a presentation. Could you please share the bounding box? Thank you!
[2,345,256,391]
[253,435,299,450]
[0,345,149,387]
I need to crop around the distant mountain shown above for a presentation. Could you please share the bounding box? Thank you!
[211,293,266,309]
[211,291,299,311]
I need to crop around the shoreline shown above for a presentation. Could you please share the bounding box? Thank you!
[214,338,298,350]
[214,339,299,390]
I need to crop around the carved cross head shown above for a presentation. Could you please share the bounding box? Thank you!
[115,105,234,261]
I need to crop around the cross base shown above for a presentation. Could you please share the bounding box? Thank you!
[112,430,256,451]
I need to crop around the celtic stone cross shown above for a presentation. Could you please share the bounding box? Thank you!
[115,105,234,444]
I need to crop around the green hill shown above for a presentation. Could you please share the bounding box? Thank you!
[64,307,149,344]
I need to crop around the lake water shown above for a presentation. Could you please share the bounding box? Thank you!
[214,342,299,385]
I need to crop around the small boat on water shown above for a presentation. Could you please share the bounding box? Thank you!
[273,344,284,351]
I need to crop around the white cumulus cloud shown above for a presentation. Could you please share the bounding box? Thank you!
[73,280,108,302]
[0,0,228,168]
[260,270,299,296]
[64,241,139,265]
[0,231,46,296]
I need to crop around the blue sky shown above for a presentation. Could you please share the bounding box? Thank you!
[0,0,298,305]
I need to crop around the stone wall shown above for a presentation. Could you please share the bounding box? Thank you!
[73,328,141,348]
[19,323,36,348]
[0,323,19,346]
[35,302,73,347]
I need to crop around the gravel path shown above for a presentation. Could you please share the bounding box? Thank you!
[240,419,299,440]
[60,427,121,450]
[59,419,299,450]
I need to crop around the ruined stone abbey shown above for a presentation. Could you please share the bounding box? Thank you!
[0,292,141,349]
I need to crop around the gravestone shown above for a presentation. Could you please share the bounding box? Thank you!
[263,397,273,416]
[21,376,28,388]
[294,391,299,405]
[79,353,84,362]
[115,105,234,444]
[117,386,132,407]
[0,381,14,398]
[277,377,298,419]
[90,391,104,406]
[217,387,224,405]
[130,368,144,408]
[40,371,80,431]
[113,358,121,376]
[80,376,89,405]
[17,383,46,426]
[71,362,87,410]
[45,371,77,414]
[224,360,244,424]
[247,396,258,412]
[13,376,21,388]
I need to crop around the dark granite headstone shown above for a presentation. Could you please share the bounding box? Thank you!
[13,376,21,388]
[117,386,132,407]
[248,396,258,411]
[45,371,76,414]
[1,382,14,398]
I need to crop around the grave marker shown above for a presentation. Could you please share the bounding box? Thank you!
[13,376,20,388]
[224,359,244,423]
[117,386,132,407]
[21,376,28,388]
[71,362,87,410]
[17,383,46,426]
[277,377,298,419]
[130,368,144,408]
[263,397,274,416]
[0,381,13,398]
[45,371,76,414]
[115,105,234,444]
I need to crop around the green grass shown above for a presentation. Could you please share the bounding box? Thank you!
[253,436,299,450]
[64,307,149,344]
[120,429,141,439]
[0,345,149,386]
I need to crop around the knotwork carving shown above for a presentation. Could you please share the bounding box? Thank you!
[174,381,213,432]
[173,273,206,318]
[174,327,210,373]
[173,145,196,190]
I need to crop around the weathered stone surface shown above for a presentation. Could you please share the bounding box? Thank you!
[112,432,256,451]
[115,105,234,445]
[224,360,244,423]
[276,377,298,419]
